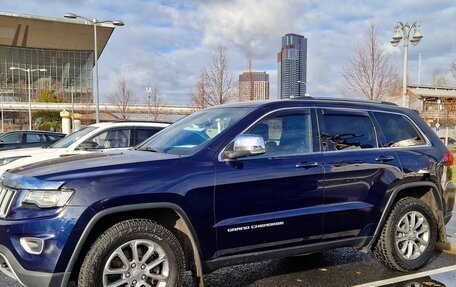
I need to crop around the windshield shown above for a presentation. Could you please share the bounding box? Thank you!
[49,127,97,148]
[138,107,254,155]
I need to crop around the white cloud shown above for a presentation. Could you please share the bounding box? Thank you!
[1,0,455,105]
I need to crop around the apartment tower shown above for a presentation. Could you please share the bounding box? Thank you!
[277,33,307,99]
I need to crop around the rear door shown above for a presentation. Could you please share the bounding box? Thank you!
[214,108,325,257]
[317,108,402,240]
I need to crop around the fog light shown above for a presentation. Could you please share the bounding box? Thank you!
[20,237,44,255]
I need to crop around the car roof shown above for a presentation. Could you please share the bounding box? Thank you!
[1,130,65,135]
[88,121,170,128]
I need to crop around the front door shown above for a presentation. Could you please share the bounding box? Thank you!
[214,108,325,258]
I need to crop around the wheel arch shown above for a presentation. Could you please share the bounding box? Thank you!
[366,180,446,250]
[60,203,204,287]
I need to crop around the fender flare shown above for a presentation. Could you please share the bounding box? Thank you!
[60,203,204,287]
[366,181,443,249]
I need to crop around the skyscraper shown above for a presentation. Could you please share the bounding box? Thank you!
[277,33,307,99]
[238,71,270,101]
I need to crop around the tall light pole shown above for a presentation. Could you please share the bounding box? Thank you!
[390,22,423,108]
[146,86,152,120]
[64,13,124,123]
[297,81,310,97]
[71,82,75,132]
[9,67,47,130]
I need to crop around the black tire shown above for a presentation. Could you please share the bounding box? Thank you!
[373,197,437,271]
[78,218,186,287]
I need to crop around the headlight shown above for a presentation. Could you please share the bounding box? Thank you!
[0,156,30,166]
[22,190,74,208]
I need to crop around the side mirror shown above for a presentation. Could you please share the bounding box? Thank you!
[224,134,266,159]
[77,140,99,151]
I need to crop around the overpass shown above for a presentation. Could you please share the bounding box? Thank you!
[0,102,196,116]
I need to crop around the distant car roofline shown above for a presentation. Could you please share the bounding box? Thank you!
[89,121,170,128]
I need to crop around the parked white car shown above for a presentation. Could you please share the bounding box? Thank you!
[0,121,169,175]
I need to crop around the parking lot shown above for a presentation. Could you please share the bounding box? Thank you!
[1,212,454,287]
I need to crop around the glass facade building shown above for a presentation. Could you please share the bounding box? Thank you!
[0,45,93,103]
[0,12,114,129]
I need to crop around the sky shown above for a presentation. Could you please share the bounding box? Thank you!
[2,0,455,106]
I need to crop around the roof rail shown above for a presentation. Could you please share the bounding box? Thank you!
[290,96,398,106]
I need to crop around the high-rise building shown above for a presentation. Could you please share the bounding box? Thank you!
[238,71,269,101]
[277,33,307,99]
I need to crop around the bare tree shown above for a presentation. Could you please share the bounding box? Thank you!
[189,69,210,110]
[108,77,135,120]
[205,45,237,106]
[79,93,96,125]
[343,20,398,101]
[451,60,456,80]
[432,71,448,87]
[146,85,166,121]
[247,54,254,101]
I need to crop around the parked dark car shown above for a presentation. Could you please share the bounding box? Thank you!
[0,130,65,151]
[0,98,454,287]
[440,136,456,145]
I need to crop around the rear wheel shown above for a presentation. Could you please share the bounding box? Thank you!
[78,219,185,287]
[373,197,437,271]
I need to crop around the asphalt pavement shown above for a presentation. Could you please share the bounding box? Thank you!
[1,212,455,287]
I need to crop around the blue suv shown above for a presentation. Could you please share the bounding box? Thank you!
[0,98,454,287]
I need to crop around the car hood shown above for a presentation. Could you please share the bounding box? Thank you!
[2,150,180,190]
[0,147,63,158]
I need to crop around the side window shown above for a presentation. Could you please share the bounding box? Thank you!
[246,109,313,156]
[320,110,377,151]
[0,133,22,144]
[374,112,426,147]
[26,133,47,143]
[135,128,160,145]
[90,129,131,149]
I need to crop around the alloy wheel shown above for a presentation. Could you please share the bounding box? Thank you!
[395,211,430,260]
[102,239,170,287]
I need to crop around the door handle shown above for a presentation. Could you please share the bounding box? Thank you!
[375,155,395,162]
[296,162,320,169]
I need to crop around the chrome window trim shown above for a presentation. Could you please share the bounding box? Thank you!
[217,106,431,162]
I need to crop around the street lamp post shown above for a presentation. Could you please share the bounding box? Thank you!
[297,81,310,97]
[71,82,75,132]
[64,13,124,123]
[390,22,423,108]
[9,67,47,130]
[146,87,152,120]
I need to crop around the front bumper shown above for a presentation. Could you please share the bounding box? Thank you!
[0,205,88,287]
[0,245,67,287]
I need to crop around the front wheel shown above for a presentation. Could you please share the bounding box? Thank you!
[78,219,186,287]
[373,197,437,271]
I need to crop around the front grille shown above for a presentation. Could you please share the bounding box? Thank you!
[0,187,15,218]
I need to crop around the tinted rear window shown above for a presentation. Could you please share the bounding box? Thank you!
[320,111,377,151]
[374,112,426,147]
